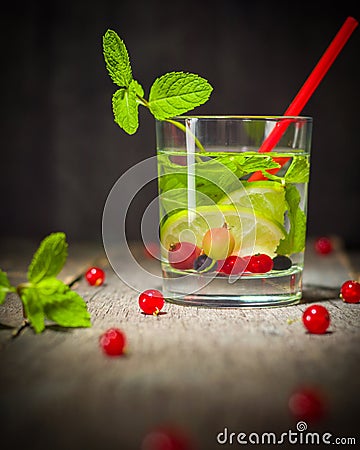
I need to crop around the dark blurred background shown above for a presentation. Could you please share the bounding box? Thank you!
[1,0,359,248]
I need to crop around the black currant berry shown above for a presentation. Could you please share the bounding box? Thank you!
[193,254,216,272]
[272,255,292,270]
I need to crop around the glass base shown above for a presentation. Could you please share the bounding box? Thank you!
[162,266,303,308]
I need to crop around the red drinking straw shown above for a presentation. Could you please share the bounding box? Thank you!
[249,16,358,181]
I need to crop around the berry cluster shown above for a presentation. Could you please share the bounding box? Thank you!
[167,226,293,276]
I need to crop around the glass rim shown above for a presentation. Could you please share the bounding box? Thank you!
[162,115,312,121]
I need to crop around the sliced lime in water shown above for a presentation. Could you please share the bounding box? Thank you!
[219,180,287,224]
[160,204,285,258]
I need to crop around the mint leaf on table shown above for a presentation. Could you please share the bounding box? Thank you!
[27,232,68,283]
[39,278,90,329]
[43,288,91,329]
[1,232,92,334]
[0,270,16,304]
[20,287,45,333]
[148,72,213,120]
[21,279,91,334]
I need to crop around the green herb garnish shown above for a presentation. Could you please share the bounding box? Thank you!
[276,184,307,255]
[102,30,213,134]
[0,233,91,334]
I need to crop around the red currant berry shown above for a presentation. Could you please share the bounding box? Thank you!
[141,425,193,450]
[99,328,126,356]
[85,267,105,286]
[168,242,201,270]
[314,237,333,255]
[340,280,360,304]
[139,289,165,315]
[220,255,249,275]
[289,387,326,423]
[247,254,273,273]
[302,304,330,334]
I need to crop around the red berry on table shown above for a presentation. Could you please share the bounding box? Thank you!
[220,255,249,275]
[99,328,126,356]
[247,254,273,273]
[289,386,326,423]
[85,267,105,286]
[139,289,165,315]
[314,236,333,255]
[141,425,193,450]
[202,226,235,260]
[168,242,201,270]
[340,280,360,304]
[302,304,330,334]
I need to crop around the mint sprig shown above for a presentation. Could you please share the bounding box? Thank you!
[103,29,213,134]
[0,232,91,334]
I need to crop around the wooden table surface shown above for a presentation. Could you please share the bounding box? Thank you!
[0,237,359,450]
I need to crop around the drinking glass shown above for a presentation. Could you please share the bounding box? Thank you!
[156,116,312,307]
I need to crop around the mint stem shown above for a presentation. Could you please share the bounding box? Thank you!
[165,119,205,152]
[136,94,205,152]
[12,319,30,339]
[136,94,149,108]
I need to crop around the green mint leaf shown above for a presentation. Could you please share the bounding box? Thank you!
[158,152,281,214]
[133,79,144,97]
[0,269,15,304]
[277,184,306,255]
[21,287,46,333]
[157,152,283,214]
[103,29,132,87]
[20,279,91,333]
[285,156,310,183]
[27,232,68,284]
[38,279,91,329]
[112,79,144,134]
[148,72,213,120]
[215,153,280,179]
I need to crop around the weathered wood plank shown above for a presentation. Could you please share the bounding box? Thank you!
[0,238,359,450]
